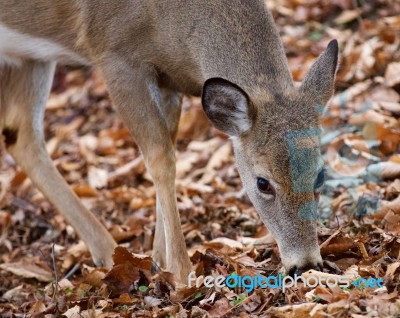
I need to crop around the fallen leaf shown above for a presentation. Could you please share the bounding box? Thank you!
[385,262,400,281]
[87,166,108,189]
[334,9,360,24]
[0,259,52,282]
[208,297,231,317]
[368,161,400,180]
[72,183,98,197]
[103,261,140,294]
[62,305,81,318]
[385,62,400,87]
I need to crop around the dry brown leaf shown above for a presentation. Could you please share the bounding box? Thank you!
[385,62,400,87]
[87,166,108,189]
[97,136,117,155]
[103,247,156,294]
[385,262,400,281]
[144,295,162,307]
[334,9,360,24]
[112,246,153,270]
[110,216,151,242]
[379,101,400,115]
[267,302,321,318]
[72,183,98,197]
[62,305,81,318]
[349,109,398,128]
[83,268,107,288]
[241,233,275,247]
[103,261,140,294]
[302,269,358,282]
[208,297,231,318]
[390,154,400,164]
[242,291,263,313]
[0,210,11,233]
[383,15,400,29]
[305,286,335,303]
[46,87,80,110]
[67,240,88,258]
[113,293,137,305]
[107,156,144,181]
[0,259,52,282]
[386,179,400,200]
[369,86,400,103]
[28,301,46,315]
[1,285,28,302]
[200,142,232,184]
[379,161,400,179]
[170,285,197,302]
[382,210,400,232]
[177,97,210,141]
[187,306,211,318]
[357,242,369,259]
[321,242,356,256]
[176,152,201,179]
[327,134,369,177]
[208,237,243,250]
[330,80,372,108]
[370,123,400,155]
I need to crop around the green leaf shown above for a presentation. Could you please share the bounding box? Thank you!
[233,293,246,306]
[117,305,129,311]
[65,287,74,296]
[139,285,148,292]
[194,291,202,299]
[313,295,321,302]
[310,31,323,41]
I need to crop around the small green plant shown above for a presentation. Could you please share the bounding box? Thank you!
[139,285,149,292]
[117,305,129,311]
[313,295,321,302]
[233,293,246,306]
[194,291,202,299]
[65,287,74,296]
[310,31,323,41]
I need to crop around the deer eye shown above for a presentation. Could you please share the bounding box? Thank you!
[257,177,274,195]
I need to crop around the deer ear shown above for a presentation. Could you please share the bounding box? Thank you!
[301,40,339,105]
[202,78,254,137]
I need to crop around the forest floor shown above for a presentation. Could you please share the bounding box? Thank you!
[1,0,400,317]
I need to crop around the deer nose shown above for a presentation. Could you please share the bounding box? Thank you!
[288,262,323,277]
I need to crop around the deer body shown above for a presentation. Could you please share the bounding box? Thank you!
[0,0,338,282]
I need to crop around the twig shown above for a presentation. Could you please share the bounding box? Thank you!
[51,243,59,303]
[319,225,344,249]
[107,156,144,181]
[63,263,81,280]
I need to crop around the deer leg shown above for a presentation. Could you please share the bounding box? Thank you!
[0,61,117,266]
[153,87,182,268]
[100,59,191,282]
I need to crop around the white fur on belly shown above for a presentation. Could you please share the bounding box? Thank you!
[0,24,87,67]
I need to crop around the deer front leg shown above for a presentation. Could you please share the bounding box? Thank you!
[153,87,182,269]
[100,59,191,282]
[1,61,117,267]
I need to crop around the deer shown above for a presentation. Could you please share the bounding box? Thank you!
[0,0,338,283]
